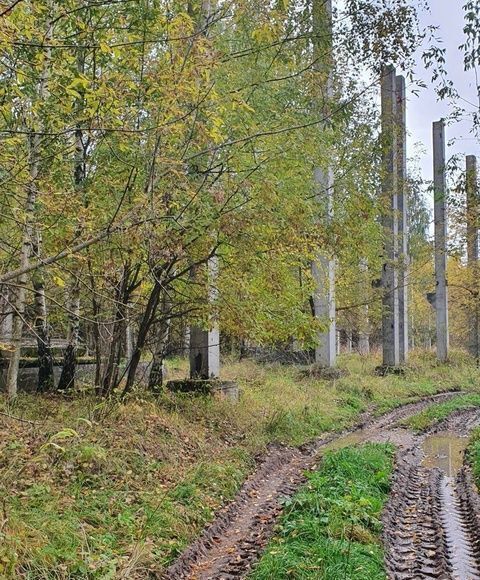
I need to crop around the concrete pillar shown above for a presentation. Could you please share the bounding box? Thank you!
[381,65,400,367]
[312,0,336,368]
[189,255,220,379]
[396,75,409,363]
[184,326,190,356]
[312,180,336,367]
[433,120,449,362]
[189,327,219,379]
[358,259,370,356]
[466,155,479,359]
[346,332,353,353]
[358,328,370,356]
[466,156,478,263]
[188,0,220,381]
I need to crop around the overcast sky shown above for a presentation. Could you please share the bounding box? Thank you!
[407,0,480,183]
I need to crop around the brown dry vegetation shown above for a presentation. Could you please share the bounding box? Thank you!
[1,351,480,578]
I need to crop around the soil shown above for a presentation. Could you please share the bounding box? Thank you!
[163,391,467,580]
[383,409,480,579]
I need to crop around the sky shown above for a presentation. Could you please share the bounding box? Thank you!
[407,0,480,183]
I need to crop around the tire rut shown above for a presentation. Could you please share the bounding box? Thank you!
[163,390,462,580]
[384,463,451,579]
[383,408,480,580]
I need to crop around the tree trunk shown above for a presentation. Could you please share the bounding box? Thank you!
[357,259,370,356]
[32,250,54,391]
[6,7,53,397]
[121,278,163,396]
[148,294,172,391]
[125,317,134,362]
[6,136,38,397]
[58,282,80,390]
[101,265,131,396]
[0,286,13,350]
[87,255,102,387]
[31,228,54,391]
[60,42,86,389]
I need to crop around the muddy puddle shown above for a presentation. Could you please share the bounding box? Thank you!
[422,431,469,477]
[414,432,480,579]
[317,430,367,455]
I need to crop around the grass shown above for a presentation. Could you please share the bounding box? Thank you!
[1,349,480,577]
[249,443,395,580]
[400,392,480,432]
[467,427,480,484]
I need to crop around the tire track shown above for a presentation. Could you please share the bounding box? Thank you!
[383,409,480,580]
[163,391,462,580]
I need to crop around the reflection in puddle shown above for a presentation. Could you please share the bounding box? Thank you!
[422,433,479,579]
[422,432,469,477]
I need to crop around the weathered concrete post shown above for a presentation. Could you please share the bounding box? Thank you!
[380,65,400,368]
[189,255,220,379]
[396,75,409,362]
[433,120,449,362]
[312,175,336,367]
[346,332,353,353]
[312,0,336,368]
[187,0,220,381]
[466,155,479,360]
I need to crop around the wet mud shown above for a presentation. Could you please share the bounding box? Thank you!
[383,409,480,579]
[163,391,464,580]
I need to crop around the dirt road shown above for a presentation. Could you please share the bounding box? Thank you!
[164,391,469,580]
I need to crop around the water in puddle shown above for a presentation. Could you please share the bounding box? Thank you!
[421,432,469,477]
[422,432,479,579]
[319,431,368,454]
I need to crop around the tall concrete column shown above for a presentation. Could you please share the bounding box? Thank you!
[346,332,353,353]
[312,168,336,367]
[396,75,409,362]
[188,0,220,380]
[312,0,336,367]
[466,155,479,359]
[189,255,220,379]
[380,65,400,367]
[433,120,449,362]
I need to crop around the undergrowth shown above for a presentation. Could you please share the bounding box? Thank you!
[401,393,480,432]
[250,443,395,580]
[1,350,479,577]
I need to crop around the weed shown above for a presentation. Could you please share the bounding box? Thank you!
[401,393,480,432]
[250,443,394,579]
[467,427,480,484]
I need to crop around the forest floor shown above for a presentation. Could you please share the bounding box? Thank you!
[1,350,480,578]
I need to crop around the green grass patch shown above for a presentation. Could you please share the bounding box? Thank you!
[250,443,394,580]
[467,427,480,485]
[401,393,480,432]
